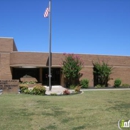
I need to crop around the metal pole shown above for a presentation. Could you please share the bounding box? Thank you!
[49,0,52,91]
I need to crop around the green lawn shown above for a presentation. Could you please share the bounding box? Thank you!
[0,90,130,130]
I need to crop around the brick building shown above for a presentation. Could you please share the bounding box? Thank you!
[0,37,130,87]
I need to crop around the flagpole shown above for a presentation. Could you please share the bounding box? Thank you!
[49,0,52,91]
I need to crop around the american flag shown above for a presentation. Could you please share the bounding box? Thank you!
[44,7,49,18]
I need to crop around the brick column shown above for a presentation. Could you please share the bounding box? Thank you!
[60,72,65,87]
[0,53,12,79]
[39,68,43,83]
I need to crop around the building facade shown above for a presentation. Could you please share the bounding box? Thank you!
[1,37,130,87]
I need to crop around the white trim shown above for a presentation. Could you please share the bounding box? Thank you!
[10,51,130,57]
[0,37,14,39]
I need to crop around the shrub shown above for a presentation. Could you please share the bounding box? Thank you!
[63,89,70,95]
[80,79,89,88]
[75,86,81,92]
[32,85,46,95]
[21,81,36,84]
[24,89,32,94]
[114,79,121,88]
[95,84,102,88]
[19,84,28,93]
[95,84,105,88]
[28,81,37,84]
[69,84,76,89]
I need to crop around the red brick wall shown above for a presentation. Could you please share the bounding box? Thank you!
[110,67,130,86]
[10,52,130,67]
[77,54,130,66]
[10,52,49,66]
[0,38,15,52]
[80,66,94,86]
[10,52,130,86]
[10,52,64,67]
[0,38,16,80]
[0,53,12,79]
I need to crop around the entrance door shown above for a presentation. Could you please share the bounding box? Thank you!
[42,68,61,85]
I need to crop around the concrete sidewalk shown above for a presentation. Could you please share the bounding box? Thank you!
[45,85,130,95]
[81,88,130,91]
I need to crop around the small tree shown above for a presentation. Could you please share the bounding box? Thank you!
[62,53,83,87]
[93,61,113,87]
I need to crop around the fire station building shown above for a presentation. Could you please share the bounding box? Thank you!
[1,37,130,87]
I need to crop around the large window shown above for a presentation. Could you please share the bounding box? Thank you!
[12,68,39,82]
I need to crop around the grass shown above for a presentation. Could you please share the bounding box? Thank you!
[0,90,130,130]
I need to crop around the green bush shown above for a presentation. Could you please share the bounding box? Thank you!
[69,84,76,89]
[21,81,36,84]
[24,89,32,94]
[32,85,46,95]
[80,79,89,88]
[121,84,130,88]
[19,84,46,95]
[95,84,105,88]
[19,84,28,93]
[95,84,102,88]
[114,79,121,88]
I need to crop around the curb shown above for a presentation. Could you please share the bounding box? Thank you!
[81,88,130,91]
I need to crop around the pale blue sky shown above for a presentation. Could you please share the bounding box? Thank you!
[0,0,130,56]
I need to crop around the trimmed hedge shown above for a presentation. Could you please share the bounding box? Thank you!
[114,79,121,88]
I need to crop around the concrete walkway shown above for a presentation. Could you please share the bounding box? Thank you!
[81,88,130,91]
[45,85,130,95]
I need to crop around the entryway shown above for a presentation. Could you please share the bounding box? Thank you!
[42,68,61,85]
